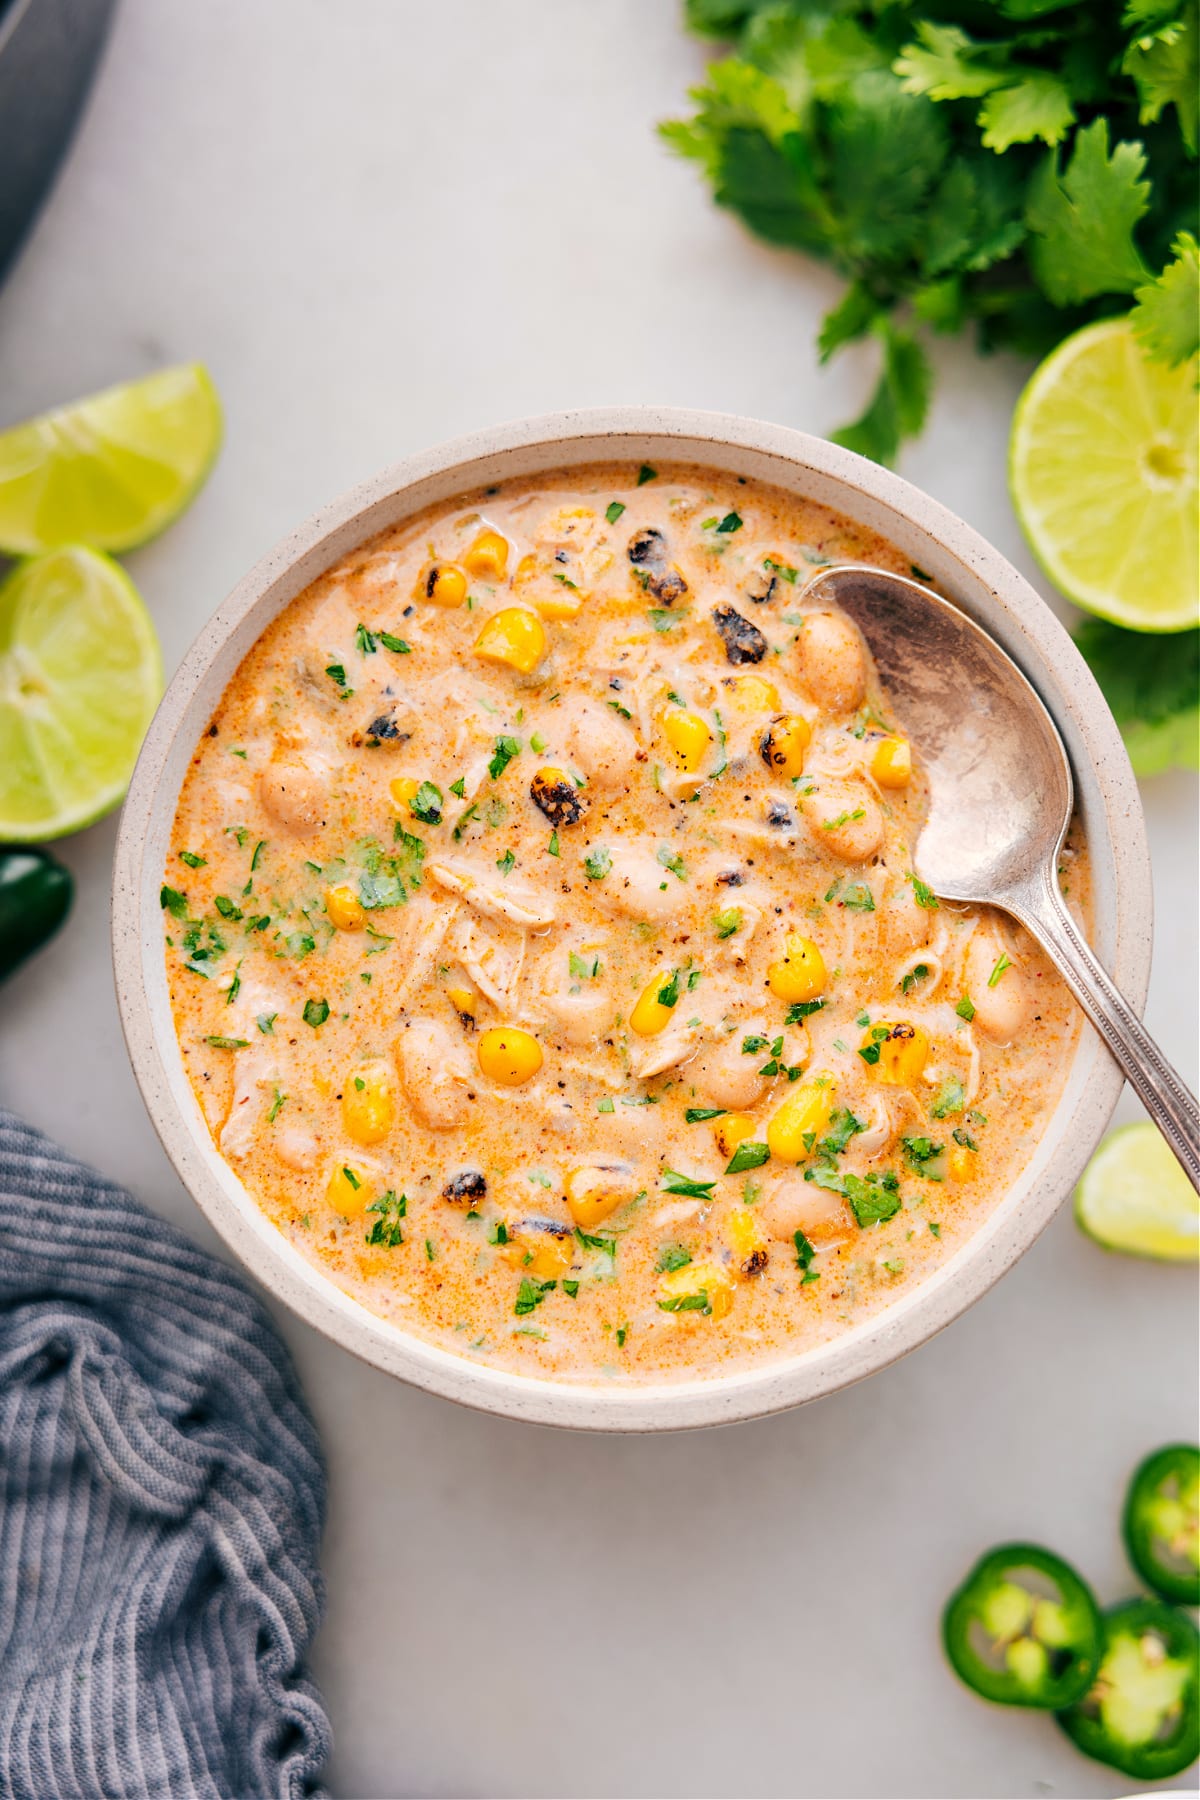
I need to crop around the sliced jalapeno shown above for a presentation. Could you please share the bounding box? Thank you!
[1123,1443,1200,1606]
[0,846,73,984]
[942,1542,1102,1710]
[1056,1597,1199,1781]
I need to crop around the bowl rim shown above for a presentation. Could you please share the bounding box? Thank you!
[112,405,1152,1432]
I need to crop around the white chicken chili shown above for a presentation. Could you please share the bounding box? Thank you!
[163,462,1087,1381]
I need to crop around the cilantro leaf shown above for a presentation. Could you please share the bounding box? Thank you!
[832,320,932,467]
[894,22,1010,104]
[1075,616,1200,775]
[1123,1,1199,153]
[1026,119,1152,305]
[979,73,1075,152]
[1131,231,1200,365]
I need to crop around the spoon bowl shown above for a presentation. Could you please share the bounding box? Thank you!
[806,564,1200,1190]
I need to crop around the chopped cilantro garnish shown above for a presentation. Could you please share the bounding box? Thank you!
[411,781,443,825]
[636,464,657,485]
[302,997,330,1028]
[685,1107,726,1123]
[365,1190,406,1248]
[807,1163,902,1228]
[656,845,687,880]
[597,1096,615,1114]
[715,510,743,533]
[988,952,1013,987]
[906,872,939,910]
[160,885,188,917]
[657,1243,693,1273]
[726,1140,770,1174]
[660,1168,716,1199]
[786,1000,825,1022]
[900,963,930,995]
[355,623,377,654]
[955,995,977,1021]
[496,849,516,876]
[713,905,742,939]
[793,1228,816,1271]
[605,500,626,524]
[584,846,612,880]
[840,883,875,912]
[378,630,411,654]
[204,1035,248,1049]
[930,1075,966,1118]
[569,950,601,979]
[179,851,205,869]
[648,608,677,632]
[656,969,681,1008]
[267,1089,287,1123]
[488,735,521,780]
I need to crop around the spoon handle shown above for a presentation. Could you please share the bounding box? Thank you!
[1013,865,1200,1192]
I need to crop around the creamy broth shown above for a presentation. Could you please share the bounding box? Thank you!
[164,463,1087,1383]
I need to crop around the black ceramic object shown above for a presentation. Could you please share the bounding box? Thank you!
[0,0,117,285]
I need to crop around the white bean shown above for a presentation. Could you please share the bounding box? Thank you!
[797,612,866,713]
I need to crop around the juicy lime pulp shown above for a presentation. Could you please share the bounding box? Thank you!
[0,364,222,555]
[1075,1121,1199,1261]
[0,548,163,840]
[1010,319,1199,632]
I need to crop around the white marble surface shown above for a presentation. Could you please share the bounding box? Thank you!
[0,4,1196,1796]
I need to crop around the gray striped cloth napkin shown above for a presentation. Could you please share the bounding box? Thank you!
[0,1108,331,1800]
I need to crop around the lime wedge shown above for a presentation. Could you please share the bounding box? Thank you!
[0,548,163,840]
[1075,1122,1200,1262]
[0,364,222,555]
[1010,320,1198,632]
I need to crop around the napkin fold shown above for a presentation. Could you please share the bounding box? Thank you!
[0,1109,331,1800]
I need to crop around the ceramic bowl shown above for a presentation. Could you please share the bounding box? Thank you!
[112,408,1152,1431]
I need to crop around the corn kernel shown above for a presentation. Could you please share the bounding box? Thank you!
[630,968,678,1037]
[473,606,547,674]
[342,1061,394,1145]
[871,736,912,788]
[727,674,780,715]
[502,1228,574,1278]
[868,1021,931,1087]
[659,1261,735,1321]
[766,933,826,1004]
[421,563,468,608]
[661,708,712,773]
[446,984,476,1020]
[389,776,420,812]
[725,1207,769,1276]
[477,1026,543,1085]
[564,1165,628,1229]
[767,1077,835,1163]
[713,1113,756,1161]
[327,1162,371,1218]
[325,882,365,931]
[947,1145,977,1182]
[463,528,509,581]
[760,712,812,780]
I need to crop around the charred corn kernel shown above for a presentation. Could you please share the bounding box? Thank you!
[473,606,546,674]
[463,528,509,581]
[342,1061,394,1145]
[728,674,780,714]
[502,1229,574,1278]
[389,776,420,812]
[870,1021,931,1087]
[713,1113,756,1161]
[564,1165,627,1230]
[421,563,468,608]
[661,709,712,773]
[659,1261,734,1321]
[325,882,365,931]
[871,736,912,788]
[947,1144,977,1182]
[630,968,678,1037]
[477,1026,542,1085]
[767,933,826,1004]
[726,1207,769,1276]
[446,984,476,1020]
[767,1077,835,1163]
[760,712,812,779]
[327,1162,371,1218]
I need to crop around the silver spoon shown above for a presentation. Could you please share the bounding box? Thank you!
[804,564,1200,1190]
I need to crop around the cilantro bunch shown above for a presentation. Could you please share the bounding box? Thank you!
[661,0,1199,465]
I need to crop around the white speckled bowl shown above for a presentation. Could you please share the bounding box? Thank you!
[112,409,1152,1431]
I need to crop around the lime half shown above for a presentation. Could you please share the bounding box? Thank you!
[0,548,163,840]
[1010,320,1199,632]
[0,364,222,555]
[1076,1122,1200,1262]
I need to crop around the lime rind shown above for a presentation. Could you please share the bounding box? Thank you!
[0,364,222,556]
[1075,1121,1200,1262]
[1010,319,1199,634]
[0,547,163,841]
